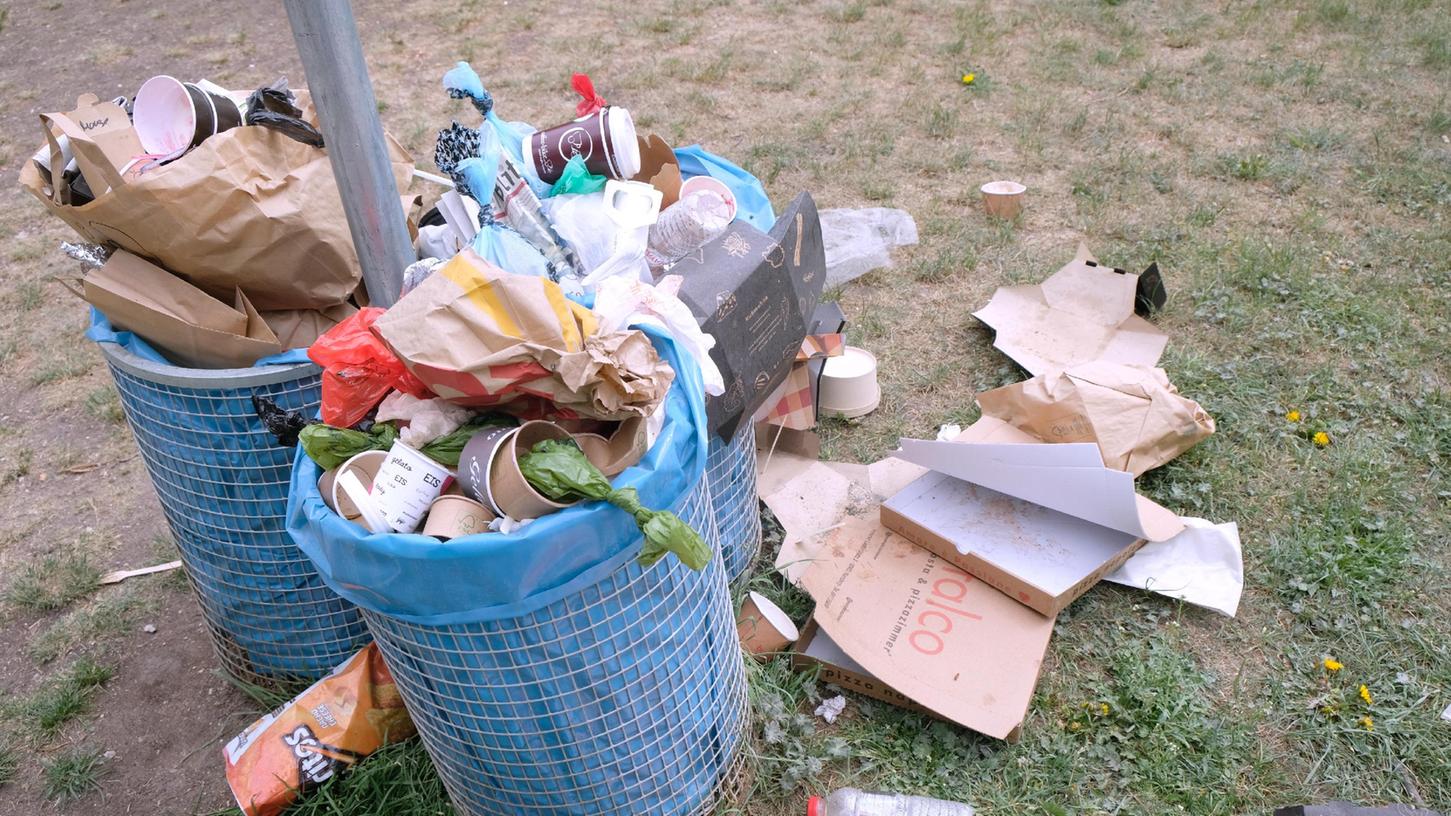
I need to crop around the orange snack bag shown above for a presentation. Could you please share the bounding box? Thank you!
[223,644,415,816]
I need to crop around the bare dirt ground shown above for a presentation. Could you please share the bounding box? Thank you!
[1,0,1448,814]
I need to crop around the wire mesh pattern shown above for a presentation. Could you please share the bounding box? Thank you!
[363,481,748,816]
[100,344,369,686]
[707,426,762,585]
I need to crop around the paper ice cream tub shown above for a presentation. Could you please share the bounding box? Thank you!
[368,442,453,533]
[422,494,496,540]
[980,180,1027,219]
[572,432,616,476]
[736,591,800,658]
[818,346,881,419]
[523,106,641,184]
[319,450,387,520]
[489,421,578,521]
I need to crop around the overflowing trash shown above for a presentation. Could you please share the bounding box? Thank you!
[26,26,1260,816]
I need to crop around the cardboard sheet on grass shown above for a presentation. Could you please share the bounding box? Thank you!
[20,92,414,310]
[977,362,1214,477]
[70,249,282,369]
[973,244,1167,375]
[374,250,673,420]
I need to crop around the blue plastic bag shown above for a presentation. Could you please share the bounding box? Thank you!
[674,144,776,232]
[443,61,549,197]
[286,325,708,625]
[455,132,554,279]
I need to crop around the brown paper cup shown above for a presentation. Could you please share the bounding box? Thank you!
[573,433,615,475]
[736,591,800,658]
[981,180,1026,219]
[523,106,641,183]
[319,450,386,519]
[490,421,578,520]
[422,494,496,540]
[457,425,517,514]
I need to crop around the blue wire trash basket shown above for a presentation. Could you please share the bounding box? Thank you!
[98,340,369,686]
[707,425,762,586]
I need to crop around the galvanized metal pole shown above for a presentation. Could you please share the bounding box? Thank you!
[284,0,411,307]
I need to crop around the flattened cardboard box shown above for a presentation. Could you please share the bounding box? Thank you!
[880,471,1145,617]
[798,518,1053,740]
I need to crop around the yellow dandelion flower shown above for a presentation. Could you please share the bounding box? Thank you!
[1313,431,1331,446]
[1323,658,1343,672]
[1359,684,1373,705]
[1099,703,1111,716]
[1286,410,1302,422]
[1359,715,1374,731]
[961,73,976,85]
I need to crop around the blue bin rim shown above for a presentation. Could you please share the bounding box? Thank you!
[97,338,321,389]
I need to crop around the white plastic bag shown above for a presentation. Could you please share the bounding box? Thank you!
[819,207,919,288]
[375,391,475,448]
[593,274,725,396]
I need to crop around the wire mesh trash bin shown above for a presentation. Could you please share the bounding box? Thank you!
[98,339,369,686]
[707,424,762,585]
[288,330,748,816]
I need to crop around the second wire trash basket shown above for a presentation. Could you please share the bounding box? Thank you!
[93,316,369,687]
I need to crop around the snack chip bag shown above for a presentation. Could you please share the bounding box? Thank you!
[223,644,415,816]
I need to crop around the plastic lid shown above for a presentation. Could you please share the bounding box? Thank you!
[807,795,822,816]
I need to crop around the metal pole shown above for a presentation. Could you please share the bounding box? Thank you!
[284,0,412,307]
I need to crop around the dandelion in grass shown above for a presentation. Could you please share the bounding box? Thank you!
[961,73,975,85]
[1099,703,1110,716]
[1359,715,1374,731]
[1286,410,1302,422]
[1323,657,1342,672]
[1313,431,1331,447]
[1359,684,1373,705]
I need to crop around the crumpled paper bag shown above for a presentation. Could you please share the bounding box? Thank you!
[373,250,673,419]
[976,361,1214,477]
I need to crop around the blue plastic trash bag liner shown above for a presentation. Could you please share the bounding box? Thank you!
[92,322,368,686]
[288,329,747,815]
[674,144,775,233]
[708,423,762,585]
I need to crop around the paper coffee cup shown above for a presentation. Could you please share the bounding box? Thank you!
[980,180,1027,219]
[489,421,578,521]
[458,425,518,514]
[134,75,240,160]
[319,450,387,520]
[573,433,615,476]
[736,591,800,658]
[422,494,495,540]
[819,346,880,419]
[369,442,453,533]
[524,106,642,184]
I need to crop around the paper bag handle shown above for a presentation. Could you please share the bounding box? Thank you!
[38,96,128,195]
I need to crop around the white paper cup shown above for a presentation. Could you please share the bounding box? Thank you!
[736,591,800,658]
[369,442,453,533]
[134,75,239,160]
[818,346,881,419]
[980,180,1027,219]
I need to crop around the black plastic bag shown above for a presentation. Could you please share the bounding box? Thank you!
[244,79,325,147]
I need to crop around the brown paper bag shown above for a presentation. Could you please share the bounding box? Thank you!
[976,361,1215,477]
[35,95,141,201]
[75,250,282,369]
[374,251,674,419]
[19,91,413,311]
[261,303,359,351]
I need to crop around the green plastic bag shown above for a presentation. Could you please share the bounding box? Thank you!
[545,155,607,197]
[519,439,711,570]
[300,417,514,470]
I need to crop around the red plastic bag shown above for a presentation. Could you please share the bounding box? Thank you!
[308,307,431,428]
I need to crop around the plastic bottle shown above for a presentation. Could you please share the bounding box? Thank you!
[808,788,975,816]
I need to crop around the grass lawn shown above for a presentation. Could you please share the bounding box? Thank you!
[1,0,1448,814]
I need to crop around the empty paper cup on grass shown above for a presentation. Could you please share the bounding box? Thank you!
[489,421,578,521]
[736,592,800,658]
[318,449,386,520]
[369,442,453,533]
[133,75,242,160]
[422,494,495,540]
[980,180,1027,219]
[818,346,881,419]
